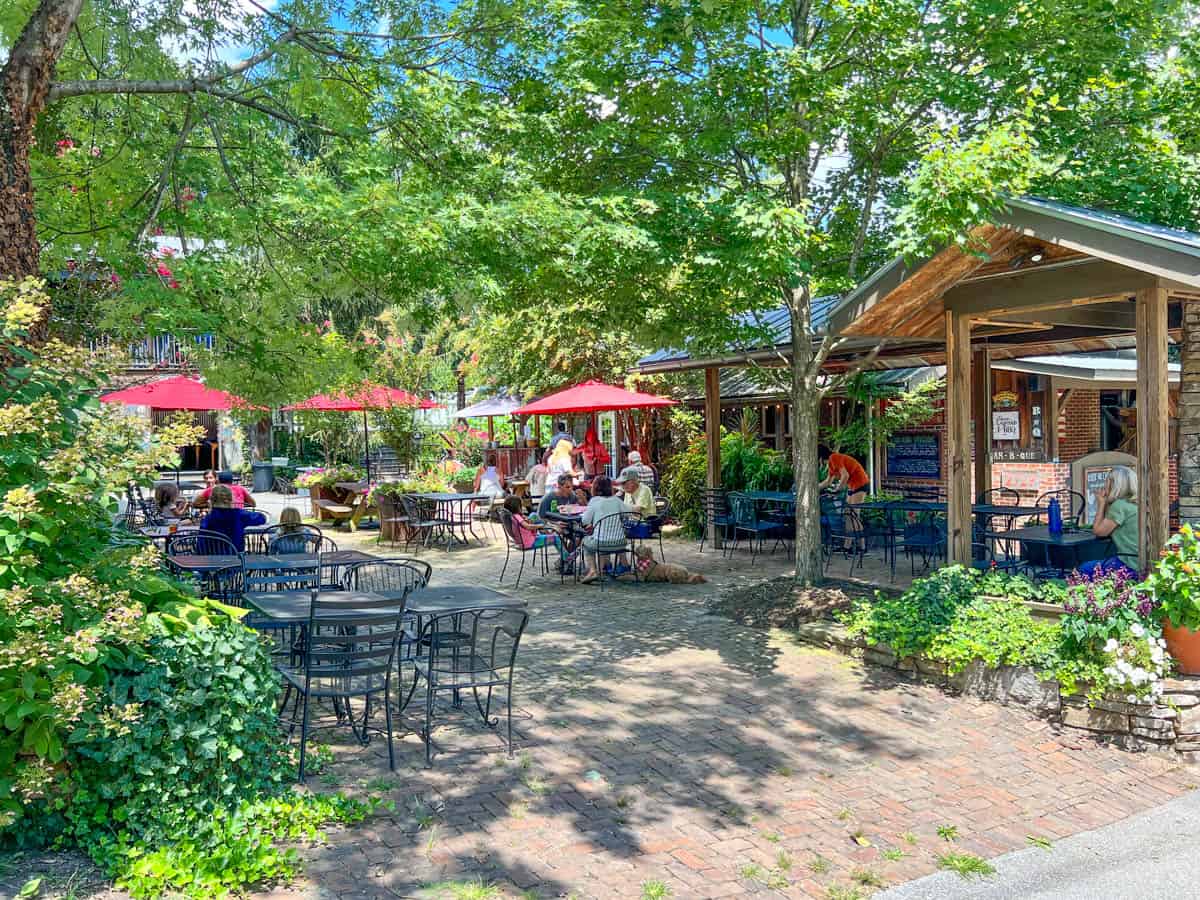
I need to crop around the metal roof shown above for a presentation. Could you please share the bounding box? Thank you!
[990,351,1180,385]
[637,295,838,368]
[1005,197,1200,259]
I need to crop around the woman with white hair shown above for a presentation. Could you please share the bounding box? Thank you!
[1080,465,1139,576]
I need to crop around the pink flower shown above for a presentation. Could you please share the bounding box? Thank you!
[89,146,101,158]
[167,279,180,289]
[155,263,172,277]
[322,319,332,330]
[160,247,176,257]
[67,184,80,195]
[55,138,75,157]
[109,273,122,287]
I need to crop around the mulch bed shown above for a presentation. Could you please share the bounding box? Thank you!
[708,574,896,630]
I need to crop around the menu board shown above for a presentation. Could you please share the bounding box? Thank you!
[885,432,941,480]
[1084,466,1113,524]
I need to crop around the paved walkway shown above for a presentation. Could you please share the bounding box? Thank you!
[270,527,1193,900]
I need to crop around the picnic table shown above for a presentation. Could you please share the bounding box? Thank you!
[324,481,376,531]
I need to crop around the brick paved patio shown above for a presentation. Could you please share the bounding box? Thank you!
[269,529,1195,900]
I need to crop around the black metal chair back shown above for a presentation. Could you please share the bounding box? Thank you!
[496,509,556,588]
[245,555,320,592]
[268,531,333,556]
[341,559,432,595]
[699,488,730,550]
[290,589,409,778]
[414,606,529,765]
[166,529,239,558]
[978,487,1021,507]
[1034,489,1086,524]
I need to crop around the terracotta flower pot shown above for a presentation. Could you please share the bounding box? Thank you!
[1163,622,1200,675]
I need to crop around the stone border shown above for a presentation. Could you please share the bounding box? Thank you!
[794,620,1200,758]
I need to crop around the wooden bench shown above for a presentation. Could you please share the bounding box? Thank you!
[316,499,355,527]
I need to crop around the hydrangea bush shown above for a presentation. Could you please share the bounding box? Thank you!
[1101,625,1170,703]
[0,280,378,897]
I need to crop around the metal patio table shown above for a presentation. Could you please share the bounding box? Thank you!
[416,492,491,549]
[985,524,1112,575]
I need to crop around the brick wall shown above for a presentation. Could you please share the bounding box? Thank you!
[1057,389,1102,462]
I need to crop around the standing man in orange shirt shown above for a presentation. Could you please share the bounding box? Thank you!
[818,446,870,504]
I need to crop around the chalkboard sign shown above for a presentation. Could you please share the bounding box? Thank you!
[886,432,941,480]
[1084,466,1114,524]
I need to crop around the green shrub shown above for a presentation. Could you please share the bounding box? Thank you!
[665,427,794,537]
[927,598,1062,673]
[0,280,377,898]
[842,565,978,658]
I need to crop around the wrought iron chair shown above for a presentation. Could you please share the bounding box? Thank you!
[975,487,1022,561]
[341,558,432,595]
[725,492,781,561]
[1033,489,1086,526]
[902,509,947,575]
[398,495,449,551]
[282,589,410,779]
[409,606,529,766]
[584,511,640,589]
[698,489,731,552]
[164,530,241,594]
[497,509,558,589]
[822,502,867,575]
[267,531,336,556]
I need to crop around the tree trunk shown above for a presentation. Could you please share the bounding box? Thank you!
[788,285,824,586]
[0,0,86,301]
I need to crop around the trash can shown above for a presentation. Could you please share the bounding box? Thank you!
[251,461,275,493]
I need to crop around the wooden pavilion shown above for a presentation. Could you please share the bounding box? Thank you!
[824,197,1200,569]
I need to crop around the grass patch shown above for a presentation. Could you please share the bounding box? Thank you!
[826,888,864,900]
[808,855,831,874]
[422,879,501,900]
[937,853,996,879]
[836,807,853,821]
[851,868,884,888]
[640,880,671,900]
[1027,834,1053,850]
[936,824,959,842]
[776,850,793,871]
[901,831,919,845]
[882,848,904,861]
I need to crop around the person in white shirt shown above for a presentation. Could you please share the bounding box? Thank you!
[626,450,656,490]
[579,476,634,583]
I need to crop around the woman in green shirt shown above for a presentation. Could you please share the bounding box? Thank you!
[1080,466,1139,577]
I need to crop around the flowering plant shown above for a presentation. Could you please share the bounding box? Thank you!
[1142,525,1200,631]
[1060,565,1156,656]
[1100,624,1171,702]
[295,465,364,489]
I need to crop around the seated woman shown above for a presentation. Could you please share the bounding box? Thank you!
[200,485,267,552]
[502,496,558,553]
[475,452,506,500]
[270,506,311,553]
[153,482,191,520]
[1079,465,1139,577]
[579,476,635,584]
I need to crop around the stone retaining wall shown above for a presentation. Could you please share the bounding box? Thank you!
[795,620,1200,758]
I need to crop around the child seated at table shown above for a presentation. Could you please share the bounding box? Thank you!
[503,496,559,552]
[271,506,311,553]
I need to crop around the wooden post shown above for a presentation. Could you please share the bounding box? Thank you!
[775,403,785,451]
[865,399,876,494]
[946,310,973,563]
[971,346,991,501]
[704,366,722,548]
[1044,375,1059,461]
[1137,282,1170,570]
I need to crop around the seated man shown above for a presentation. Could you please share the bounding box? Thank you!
[616,467,655,519]
[192,470,256,510]
[538,473,577,518]
[199,485,267,552]
[626,450,657,491]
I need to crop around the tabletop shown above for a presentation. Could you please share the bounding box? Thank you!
[744,491,796,503]
[168,553,242,572]
[407,585,525,615]
[243,553,319,570]
[334,481,369,493]
[859,499,1041,517]
[139,524,199,539]
[244,589,395,622]
[987,524,1108,547]
[417,492,491,502]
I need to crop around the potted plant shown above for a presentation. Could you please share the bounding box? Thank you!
[1143,524,1200,674]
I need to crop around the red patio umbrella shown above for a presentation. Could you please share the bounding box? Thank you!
[513,380,677,416]
[286,383,443,481]
[100,375,251,410]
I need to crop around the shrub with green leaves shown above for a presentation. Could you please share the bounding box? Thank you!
[0,280,375,897]
[842,565,979,658]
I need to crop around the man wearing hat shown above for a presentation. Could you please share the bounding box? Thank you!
[626,450,656,490]
[616,467,655,519]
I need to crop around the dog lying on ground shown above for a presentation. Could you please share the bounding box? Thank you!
[634,546,706,584]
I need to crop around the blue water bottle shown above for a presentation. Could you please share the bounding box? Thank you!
[1047,497,1063,535]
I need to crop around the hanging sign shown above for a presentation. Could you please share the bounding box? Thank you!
[992,391,1019,409]
[992,410,1021,441]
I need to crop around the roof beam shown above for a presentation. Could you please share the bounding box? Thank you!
[999,303,1137,331]
[943,258,1154,317]
[999,202,1200,288]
